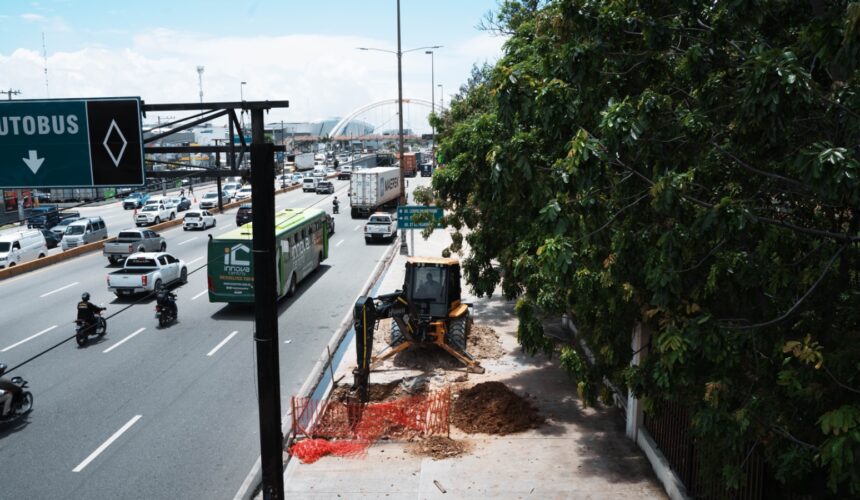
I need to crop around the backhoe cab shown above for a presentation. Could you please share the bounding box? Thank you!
[352,257,484,402]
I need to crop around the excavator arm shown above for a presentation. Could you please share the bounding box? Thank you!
[351,291,405,402]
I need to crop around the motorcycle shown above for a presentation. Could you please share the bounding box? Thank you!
[155,291,178,327]
[0,365,33,422]
[75,308,107,347]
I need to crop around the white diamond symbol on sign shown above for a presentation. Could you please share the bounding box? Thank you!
[103,119,128,168]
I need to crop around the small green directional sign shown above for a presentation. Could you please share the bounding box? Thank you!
[0,97,145,188]
[397,205,443,229]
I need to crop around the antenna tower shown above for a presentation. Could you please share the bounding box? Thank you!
[42,32,50,97]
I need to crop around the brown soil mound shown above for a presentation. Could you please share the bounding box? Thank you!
[451,381,544,435]
[407,436,468,459]
[468,324,504,359]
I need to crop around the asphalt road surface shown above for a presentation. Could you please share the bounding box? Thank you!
[0,174,425,499]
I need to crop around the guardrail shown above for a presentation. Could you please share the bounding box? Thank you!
[0,181,311,281]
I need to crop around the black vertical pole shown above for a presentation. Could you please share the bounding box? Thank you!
[229,117,237,174]
[250,108,284,499]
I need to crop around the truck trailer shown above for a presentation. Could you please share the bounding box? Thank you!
[349,167,401,218]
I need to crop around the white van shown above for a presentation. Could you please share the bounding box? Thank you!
[61,217,108,251]
[302,177,319,192]
[0,230,48,268]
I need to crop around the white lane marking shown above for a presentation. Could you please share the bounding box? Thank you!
[192,290,208,300]
[335,239,345,247]
[178,237,197,246]
[72,415,142,472]
[353,225,361,231]
[103,327,146,353]
[221,225,235,233]
[207,330,238,357]
[1,325,58,352]
[40,281,80,298]
[187,256,203,266]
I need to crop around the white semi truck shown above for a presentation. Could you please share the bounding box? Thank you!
[349,167,401,219]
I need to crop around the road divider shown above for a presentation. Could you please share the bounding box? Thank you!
[72,415,142,472]
[1,325,58,352]
[207,330,238,357]
[103,327,146,353]
[39,281,80,298]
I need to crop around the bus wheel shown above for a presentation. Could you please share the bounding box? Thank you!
[287,273,297,297]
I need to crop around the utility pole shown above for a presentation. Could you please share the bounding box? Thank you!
[396,0,406,204]
[2,89,21,100]
[249,106,284,499]
[426,50,436,169]
[3,89,25,223]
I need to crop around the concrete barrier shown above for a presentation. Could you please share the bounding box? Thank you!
[0,182,313,282]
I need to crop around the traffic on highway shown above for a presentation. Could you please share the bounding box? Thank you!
[0,160,427,499]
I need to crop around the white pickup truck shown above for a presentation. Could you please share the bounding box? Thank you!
[364,212,398,243]
[107,252,187,297]
[134,204,176,226]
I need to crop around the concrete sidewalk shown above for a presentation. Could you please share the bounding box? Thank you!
[283,228,666,499]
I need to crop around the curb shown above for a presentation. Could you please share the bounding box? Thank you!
[0,182,307,282]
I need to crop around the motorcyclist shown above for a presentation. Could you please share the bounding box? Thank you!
[77,292,105,333]
[0,363,22,416]
[156,290,178,317]
[332,196,340,214]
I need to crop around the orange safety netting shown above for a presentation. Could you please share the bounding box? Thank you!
[288,389,450,464]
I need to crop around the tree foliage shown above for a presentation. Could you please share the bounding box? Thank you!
[433,0,860,494]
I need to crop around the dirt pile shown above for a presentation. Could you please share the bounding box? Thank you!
[451,381,544,435]
[407,436,468,459]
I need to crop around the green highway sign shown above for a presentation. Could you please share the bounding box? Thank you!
[0,97,145,188]
[397,205,443,229]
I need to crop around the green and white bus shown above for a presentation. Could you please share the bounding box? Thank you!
[207,208,330,303]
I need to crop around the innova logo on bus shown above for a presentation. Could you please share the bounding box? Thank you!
[224,243,251,274]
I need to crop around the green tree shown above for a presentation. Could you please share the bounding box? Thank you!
[434,0,860,495]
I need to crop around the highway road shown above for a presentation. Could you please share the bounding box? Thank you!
[0,173,426,499]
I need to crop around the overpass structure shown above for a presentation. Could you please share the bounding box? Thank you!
[327,97,441,141]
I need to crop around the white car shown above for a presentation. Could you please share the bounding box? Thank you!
[135,204,175,226]
[199,191,222,209]
[183,210,216,231]
[234,186,253,201]
[221,182,242,200]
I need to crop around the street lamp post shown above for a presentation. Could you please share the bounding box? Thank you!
[425,50,436,169]
[356,34,441,204]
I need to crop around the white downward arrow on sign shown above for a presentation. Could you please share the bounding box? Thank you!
[22,150,45,174]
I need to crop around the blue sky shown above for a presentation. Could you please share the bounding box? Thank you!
[0,1,506,126]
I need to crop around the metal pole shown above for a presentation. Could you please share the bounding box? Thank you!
[427,51,435,169]
[396,0,405,205]
[229,117,237,175]
[250,107,284,500]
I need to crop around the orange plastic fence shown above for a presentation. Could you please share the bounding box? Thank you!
[289,389,450,464]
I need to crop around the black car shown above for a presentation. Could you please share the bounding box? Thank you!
[316,181,335,194]
[40,229,61,249]
[236,203,253,226]
[27,206,60,229]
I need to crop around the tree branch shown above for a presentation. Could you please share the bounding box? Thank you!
[721,244,847,330]
[710,141,813,194]
[822,365,860,395]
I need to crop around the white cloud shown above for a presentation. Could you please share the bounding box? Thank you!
[21,13,45,22]
[0,29,504,130]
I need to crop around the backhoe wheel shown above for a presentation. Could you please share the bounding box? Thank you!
[446,312,469,352]
[389,320,406,347]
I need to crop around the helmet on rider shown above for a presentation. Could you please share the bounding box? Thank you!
[81,292,90,301]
